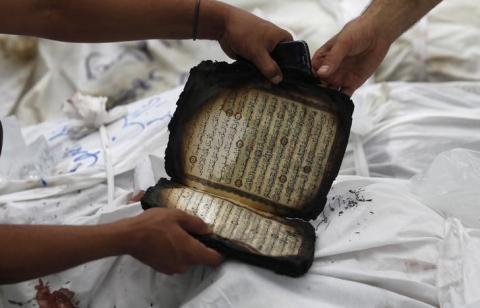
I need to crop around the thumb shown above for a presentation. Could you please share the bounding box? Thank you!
[251,50,283,84]
[177,212,212,235]
[314,39,350,78]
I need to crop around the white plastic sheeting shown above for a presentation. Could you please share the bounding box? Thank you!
[375,0,480,83]
[1,81,480,307]
[342,82,480,178]
[2,149,480,307]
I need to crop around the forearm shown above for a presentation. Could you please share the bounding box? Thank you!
[362,0,441,42]
[0,223,131,284]
[0,0,229,42]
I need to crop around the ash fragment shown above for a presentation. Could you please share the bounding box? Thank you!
[315,211,329,230]
[348,188,372,203]
[317,187,374,229]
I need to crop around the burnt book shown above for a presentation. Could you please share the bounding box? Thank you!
[141,59,354,277]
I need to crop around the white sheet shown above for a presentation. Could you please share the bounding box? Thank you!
[1,80,480,307]
[3,151,480,308]
[342,82,480,178]
[375,0,480,83]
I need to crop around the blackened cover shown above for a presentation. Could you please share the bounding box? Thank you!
[141,60,353,277]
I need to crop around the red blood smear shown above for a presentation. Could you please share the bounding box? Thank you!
[35,279,78,308]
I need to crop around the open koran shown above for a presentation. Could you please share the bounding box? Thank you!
[141,61,354,277]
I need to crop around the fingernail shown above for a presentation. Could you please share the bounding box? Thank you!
[317,65,330,75]
[207,223,215,233]
[271,75,282,84]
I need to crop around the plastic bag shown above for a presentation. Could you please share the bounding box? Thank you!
[411,148,480,229]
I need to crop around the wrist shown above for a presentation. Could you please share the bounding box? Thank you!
[93,219,137,258]
[197,0,229,40]
[357,12,396,46]
[360,0,436,45]
[113,215,145,257]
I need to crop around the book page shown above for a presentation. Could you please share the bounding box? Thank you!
[156,186,304,257]
[182,88,337,210]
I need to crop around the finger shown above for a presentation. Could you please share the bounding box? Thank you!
[185,237,223,267]
[314,39,350,78]
[263,23,293,49]
[251,49,283,84]
[176,211,211,235]
[318,69,345,91]
[219,43,237,60]
[278,29,294,44]
[311,37,336,70]
[199,247,223,267]
[172,264,189,275]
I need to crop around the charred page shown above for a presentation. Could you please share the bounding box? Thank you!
[142,61,354,277]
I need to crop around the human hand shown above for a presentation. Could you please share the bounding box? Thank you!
[218,5,293,84]
[123,208,222,275]
[312,17,393,96]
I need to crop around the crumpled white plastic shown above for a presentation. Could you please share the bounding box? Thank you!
[62,92,127,139]
[408,148,480,307]
[0,87,180,198]
[437,218,480,308]
[411,149,480,229]
[341,82,480,178]
[0,117,55,182]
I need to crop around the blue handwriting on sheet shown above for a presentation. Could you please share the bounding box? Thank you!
[122,96,173,131]
[67,146,100,171]
[48,125,70,142]
[85,42,153,80]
